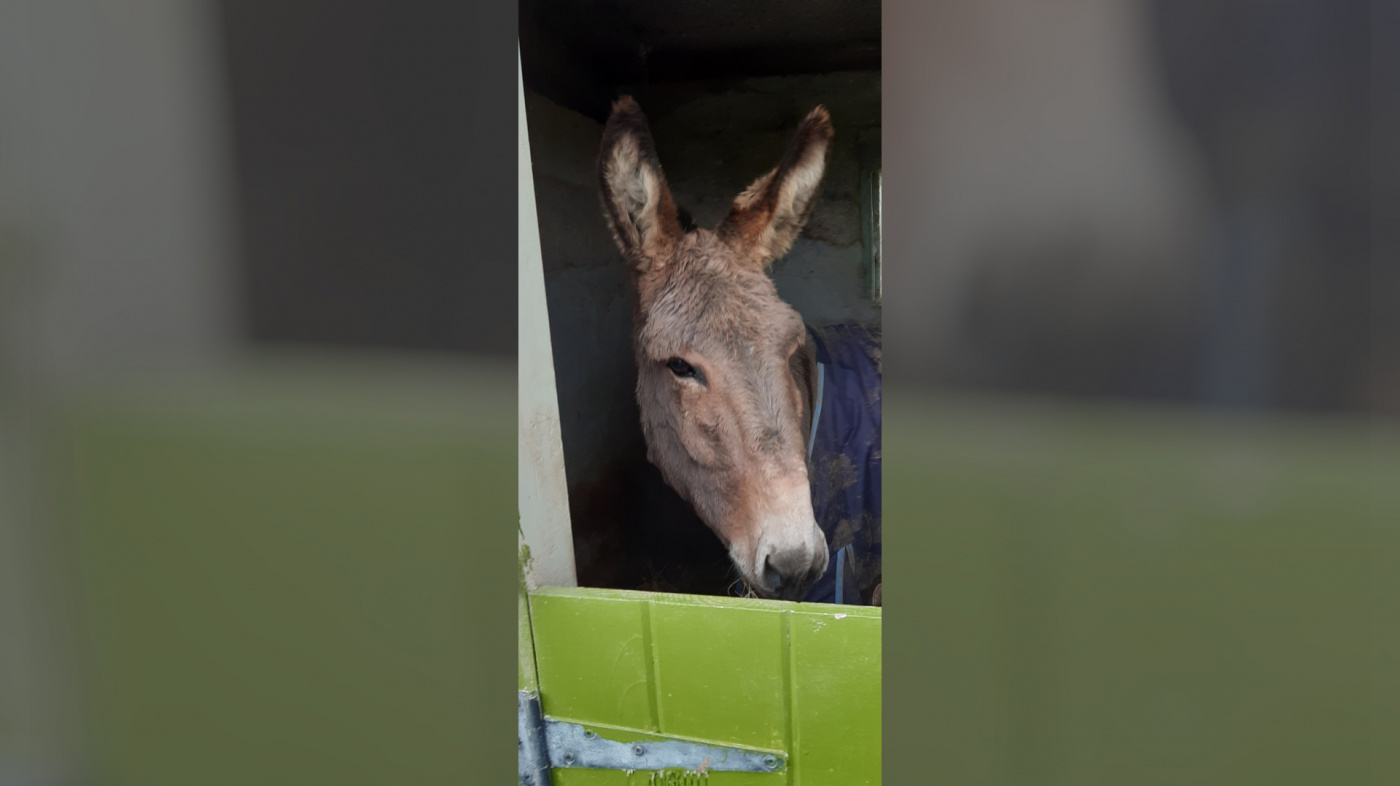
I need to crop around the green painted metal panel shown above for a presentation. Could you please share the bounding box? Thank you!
[648,603,789,750]
[789,610,881,783]
[530,589,657,731]
[529,587,881,785]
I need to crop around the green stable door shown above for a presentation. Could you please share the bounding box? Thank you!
[518,577,882,785]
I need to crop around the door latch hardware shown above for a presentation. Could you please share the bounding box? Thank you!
[518,690,786,779]
[518,691,552,786]
[545,718,785,773]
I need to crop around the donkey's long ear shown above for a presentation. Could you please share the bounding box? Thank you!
[716,106,833,268]
[598,96,685,273]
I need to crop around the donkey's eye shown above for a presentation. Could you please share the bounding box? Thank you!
[665,358,699,380]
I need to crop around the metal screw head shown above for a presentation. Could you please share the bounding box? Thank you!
[563,752,575,765]
[632,744,645,756]
[763,755,779,769]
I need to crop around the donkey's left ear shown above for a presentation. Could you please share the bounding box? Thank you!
[716,106,833,268]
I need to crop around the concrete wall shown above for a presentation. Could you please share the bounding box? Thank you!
[523,71,880,590]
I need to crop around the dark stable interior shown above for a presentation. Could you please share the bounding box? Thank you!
[520,0,882,596]
[519,0,879,122]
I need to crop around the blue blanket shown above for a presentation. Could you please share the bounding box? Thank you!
[801,323,882,605]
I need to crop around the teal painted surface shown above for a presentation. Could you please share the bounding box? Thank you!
[529,587,882,785]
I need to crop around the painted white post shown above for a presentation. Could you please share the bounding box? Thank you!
[517,50,577,589]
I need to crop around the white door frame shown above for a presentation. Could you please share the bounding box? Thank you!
[517,49,577,590]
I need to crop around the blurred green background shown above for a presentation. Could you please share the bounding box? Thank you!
[16,374,1390,784]
[2,0,1394,784]
[885,389,1397,784]
[27,354,517,784]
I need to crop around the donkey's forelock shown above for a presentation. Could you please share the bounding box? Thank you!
[636,249,805,363]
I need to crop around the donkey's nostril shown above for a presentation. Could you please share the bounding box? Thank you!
[760,545,822,600]
[763,557,783,593]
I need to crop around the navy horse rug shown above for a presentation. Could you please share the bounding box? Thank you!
[801,322,881,606]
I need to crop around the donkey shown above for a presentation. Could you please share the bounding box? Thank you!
[598,97,881,604]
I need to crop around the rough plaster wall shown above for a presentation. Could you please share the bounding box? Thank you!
[523,72,880,589]
[523,87,636,485]
[524,89,650,586]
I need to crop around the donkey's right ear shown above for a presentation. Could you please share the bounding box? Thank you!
[598,96,685,273]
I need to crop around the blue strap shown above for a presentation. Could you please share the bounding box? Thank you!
[834,544,852,605]
[809,351,840,604]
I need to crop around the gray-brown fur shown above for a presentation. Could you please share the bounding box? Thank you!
[599,97,834,600]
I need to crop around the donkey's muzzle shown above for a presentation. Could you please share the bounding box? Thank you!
[737,472,827,601]
[753,525,828,601]
[759,545,826,601]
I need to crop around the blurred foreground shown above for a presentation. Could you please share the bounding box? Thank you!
[885,387,1397,782]
[1,351,516,783]
[0,0,1392,782]
[3,370,1392,782]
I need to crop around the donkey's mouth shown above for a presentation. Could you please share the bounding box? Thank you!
[746,569,822,602]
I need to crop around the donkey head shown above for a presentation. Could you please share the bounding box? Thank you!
[598,96,833,600]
